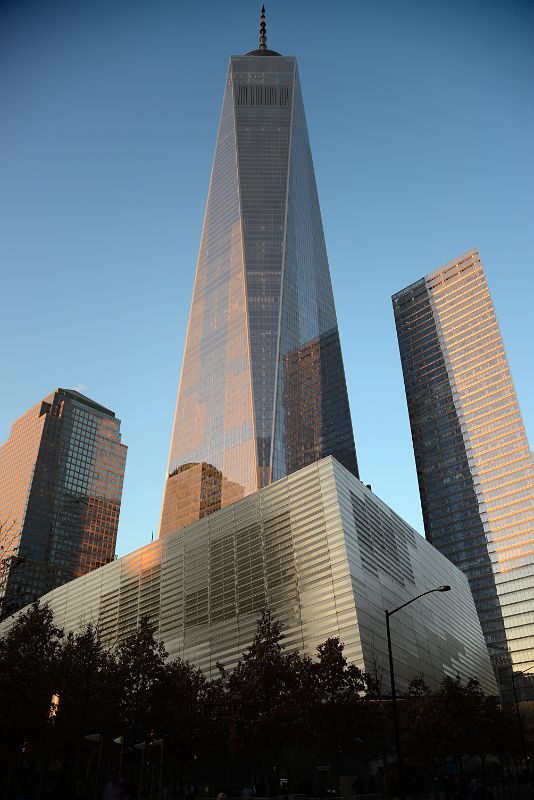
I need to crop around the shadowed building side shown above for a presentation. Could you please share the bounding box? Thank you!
[283,328,357,475]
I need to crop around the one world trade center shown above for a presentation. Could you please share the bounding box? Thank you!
[160,8,358,536]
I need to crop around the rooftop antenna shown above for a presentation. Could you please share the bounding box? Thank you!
[259,3,267,50]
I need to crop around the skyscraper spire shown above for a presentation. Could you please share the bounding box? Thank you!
[259,4,267,50]
[246,3,280,57]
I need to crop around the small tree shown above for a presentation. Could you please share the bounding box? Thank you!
[434,676,487,769]
[308,638,367,792]
[114,616,167,746]
[484,695,522,766]
[152,657,207,793]
[0,602,63,788]
[54,623,117,779]
[225,609,305,795]
[399,677,442,780]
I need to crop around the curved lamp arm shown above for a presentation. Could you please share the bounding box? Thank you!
[386,585,451,618]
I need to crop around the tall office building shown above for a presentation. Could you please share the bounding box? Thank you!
[160,10,357,536]
[0,388,127,616]
[392,249,534,681]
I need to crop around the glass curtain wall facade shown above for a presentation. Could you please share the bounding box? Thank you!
[392,250,534,682]
[160,48,357,537]
[0,388,127,615]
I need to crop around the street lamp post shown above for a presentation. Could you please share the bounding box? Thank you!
[385,585,451,795]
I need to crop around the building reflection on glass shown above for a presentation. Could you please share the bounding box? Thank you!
[393,249,534,695]
[283,328,358,477]
[0,388,127,616]
[160,46,357,536]
[159,462,245,538]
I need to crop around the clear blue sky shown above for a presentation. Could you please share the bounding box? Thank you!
[1,0,533,556]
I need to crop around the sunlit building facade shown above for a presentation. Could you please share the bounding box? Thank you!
[0,388,127,616]
[160,33,357,536]
[0,457,497,695]
[392,249,534,685]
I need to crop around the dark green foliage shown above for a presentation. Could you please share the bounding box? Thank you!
[114,615,168,745]
[306,638,376,791]
[225,610,306,756]
[0,604,528,798]
[400,677,440,766]
[400,673,524,774]
[437,675,486,761]
[152,655,207,792]
[0,603,63,756]
[53,622,118,778]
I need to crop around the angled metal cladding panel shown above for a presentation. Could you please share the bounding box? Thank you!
[331,459,497,695]
[7,462,355,676]
[2,458,495,694]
